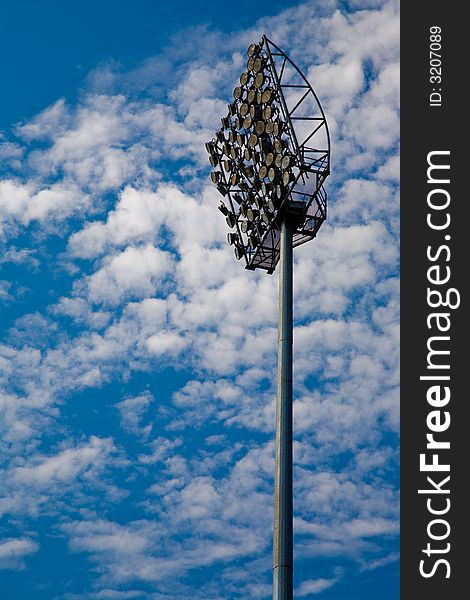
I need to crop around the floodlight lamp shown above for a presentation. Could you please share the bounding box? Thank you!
[283,171,293,186]
[225,213,236,228]
[241,220,251,233]
[240,72,250,86]
[253,196,263,210]
[234,246,245,260]
[218,202,229,216]
[227,232,238,245]
[253,57,264,73]
[243,115,252,129]
[247,89,256,103]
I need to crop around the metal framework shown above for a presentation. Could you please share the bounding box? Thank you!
[205,35,330,273]
[205,36,331,600]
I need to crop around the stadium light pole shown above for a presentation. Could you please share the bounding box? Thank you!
[273,216,294,598]
[205,35,331,600]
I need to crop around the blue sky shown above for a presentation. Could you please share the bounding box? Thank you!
[0,1,399,599]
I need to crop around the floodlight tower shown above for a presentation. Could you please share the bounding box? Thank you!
[205,35,330,600]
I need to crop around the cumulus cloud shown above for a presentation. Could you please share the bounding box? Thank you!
[0,436,122,522]
[115,391,154,438]
[83,244,174,306]
[13,436,115,486]
[0,178,90,241]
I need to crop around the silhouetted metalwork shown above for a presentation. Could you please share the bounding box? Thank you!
[206,35,331,600]
[205,35,330,273]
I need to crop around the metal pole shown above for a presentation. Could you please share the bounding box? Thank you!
[273,217,294,600]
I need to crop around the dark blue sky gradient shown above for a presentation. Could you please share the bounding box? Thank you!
[0,0,290,130]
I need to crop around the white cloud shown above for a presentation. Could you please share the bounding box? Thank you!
[0,138,23,170]
[66,520,149,555]
[0,280,12,302]
[0,246,39,268]
[67,184,225,260]
[84,244,174,306]
[16,98,71,141]
[0,538,39,570]
[13,436,116,486]
[296,577,338,596]
[93,591,147,599]
[115,392,154,438]
[0,178,89,238]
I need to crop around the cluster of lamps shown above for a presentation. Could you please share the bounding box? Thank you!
[205,41,299,261]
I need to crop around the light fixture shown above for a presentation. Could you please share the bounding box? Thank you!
[205,35,332,600]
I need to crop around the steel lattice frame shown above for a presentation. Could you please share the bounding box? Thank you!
[206,35,330,273]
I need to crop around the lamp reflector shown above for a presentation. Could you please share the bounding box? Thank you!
[240,72,249,85]
[261,89,272,104]
[218,203,229,216]
[281,155,291,170]
[255,121,265,135]
[253,57,263,73]
[247,43,259,57]
[254,72,264,88]
[234,246,245,260]
[243,115,252,129]
[226,213,236,228]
